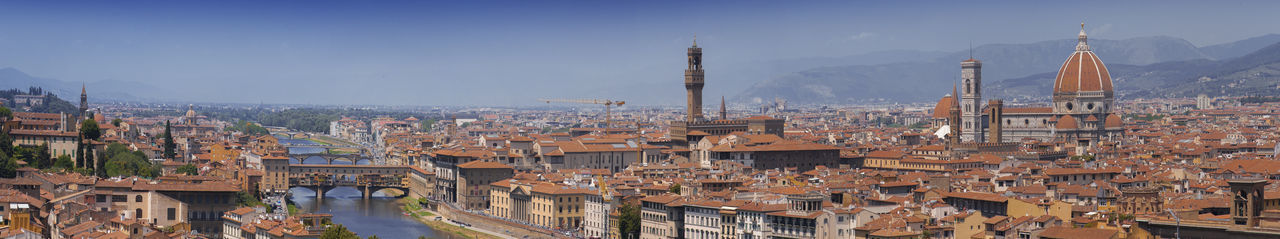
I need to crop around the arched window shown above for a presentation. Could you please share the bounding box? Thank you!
[135,208,143,219]
[136,195,143,202]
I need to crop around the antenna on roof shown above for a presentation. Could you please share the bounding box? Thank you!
[969,41,973,59]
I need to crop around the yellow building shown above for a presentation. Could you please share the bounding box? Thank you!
[1005,198,1072,220]
[950,211,988,239]
[490,179,592,230]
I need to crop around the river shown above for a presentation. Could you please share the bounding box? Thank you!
[279,135,442,238]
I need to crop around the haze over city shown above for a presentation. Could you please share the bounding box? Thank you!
[3,2,1280,239]
[4,0,1280,105]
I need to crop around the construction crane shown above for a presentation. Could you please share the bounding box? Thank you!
[539,98,625,130]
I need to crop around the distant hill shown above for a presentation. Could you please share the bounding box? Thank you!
[736,34,1280,104]
[0,88,79,114]
[0,67,163,102]
[990,40,1280,100]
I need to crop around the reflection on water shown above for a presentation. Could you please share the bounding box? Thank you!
[289,186,439,238]
[281,134,431,238]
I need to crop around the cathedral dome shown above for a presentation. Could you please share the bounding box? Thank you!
[1105,114,1123,128]
[1054,25,1113,94]
[932,95,955,119]
[1056,115,1079,130]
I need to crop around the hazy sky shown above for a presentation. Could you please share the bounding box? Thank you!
[2,0,1279,106]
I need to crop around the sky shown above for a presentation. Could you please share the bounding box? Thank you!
[2,0,1279,106]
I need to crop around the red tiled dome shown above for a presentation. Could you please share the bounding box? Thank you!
[1054,27,1113,94]
[1056,115,1079,130]
[1104,114,1123,128]
[932,95,955,119]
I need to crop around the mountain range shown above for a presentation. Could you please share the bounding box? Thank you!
[737,34,1280,104]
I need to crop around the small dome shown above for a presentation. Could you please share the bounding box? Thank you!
[1056,115,1079,130]
[932,95,955,119]
[1105,114,1123,128]
[185,104,196,118]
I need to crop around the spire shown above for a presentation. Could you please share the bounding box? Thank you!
[81,83,86,95]
[1076,22,1090,51]
[719,96,727,120]
[692,34,698,47]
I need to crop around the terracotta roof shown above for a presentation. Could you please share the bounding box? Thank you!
[1053,37,1113,94]
[1056,115,1079,130]
[933,96,956,118]
[457,160,513,169]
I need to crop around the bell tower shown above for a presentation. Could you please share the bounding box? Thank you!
[961,59,983,142]
[685,36,705,122]
[80,83,89,120]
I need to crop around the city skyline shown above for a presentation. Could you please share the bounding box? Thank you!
[4,1,1280,106]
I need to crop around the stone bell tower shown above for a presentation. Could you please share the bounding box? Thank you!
[961,58,983,142]
[685,36,705,122]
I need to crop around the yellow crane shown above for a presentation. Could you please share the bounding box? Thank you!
[539,98,626,130]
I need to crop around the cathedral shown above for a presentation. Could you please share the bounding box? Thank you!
[933,24,1123,151]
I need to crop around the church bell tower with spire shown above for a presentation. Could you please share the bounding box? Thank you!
[685,36,705,122]
[79,83,89,120]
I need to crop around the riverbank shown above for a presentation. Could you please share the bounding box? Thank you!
[399,198,503,239]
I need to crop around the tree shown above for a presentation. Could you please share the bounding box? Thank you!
[176,164,199,175]
[0,106,11,119]
[319,224,360,239]
[53,155,74,169]
[32,143,51,169]
[0,151,16,178]
[668,183,682,194]
[0,131,12,156]
[102,143,158,178]
[235,191,262,207]
[366,236,380,239]
[111,118,122,127]
[420,119,437,132]
[163,120,176,159]
[80,119,101,141]
[618,203,641,239]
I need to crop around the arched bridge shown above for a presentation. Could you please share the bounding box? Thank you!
[284,165,433,200]
[288,153,378,165]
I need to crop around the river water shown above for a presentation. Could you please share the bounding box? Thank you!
[280,135,442,238]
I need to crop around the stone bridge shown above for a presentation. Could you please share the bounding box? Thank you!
[284,164,433,201]
[288,153,377,165]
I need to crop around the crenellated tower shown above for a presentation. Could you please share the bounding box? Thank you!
[685,36,705,122]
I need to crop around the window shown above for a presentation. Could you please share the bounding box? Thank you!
[136,195,143,202]
[167,208,176,220]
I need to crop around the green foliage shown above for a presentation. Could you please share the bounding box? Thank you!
[31,143,51,169]
[0,106,11,119]
[366,236,380,239]
[1239,96,1280,104]
[176,164,199,175]
[0,132,12,156]
[53,155,74,169]
[0,151,16,178]
[0,88,78,115]
[163,121,176,159]
[111,118,122,127]
[669,183,681,194]
[204,107,434,134]
[618,203,641,239]
[102,143,158,178]
[225,120,270,135]
[420,119,437,132]
[80,119,101,141]
[1070,155,1096,162]
[235,191,264,207]
[320,224,360,239]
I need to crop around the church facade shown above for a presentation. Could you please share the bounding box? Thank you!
[934,25,1123,150]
